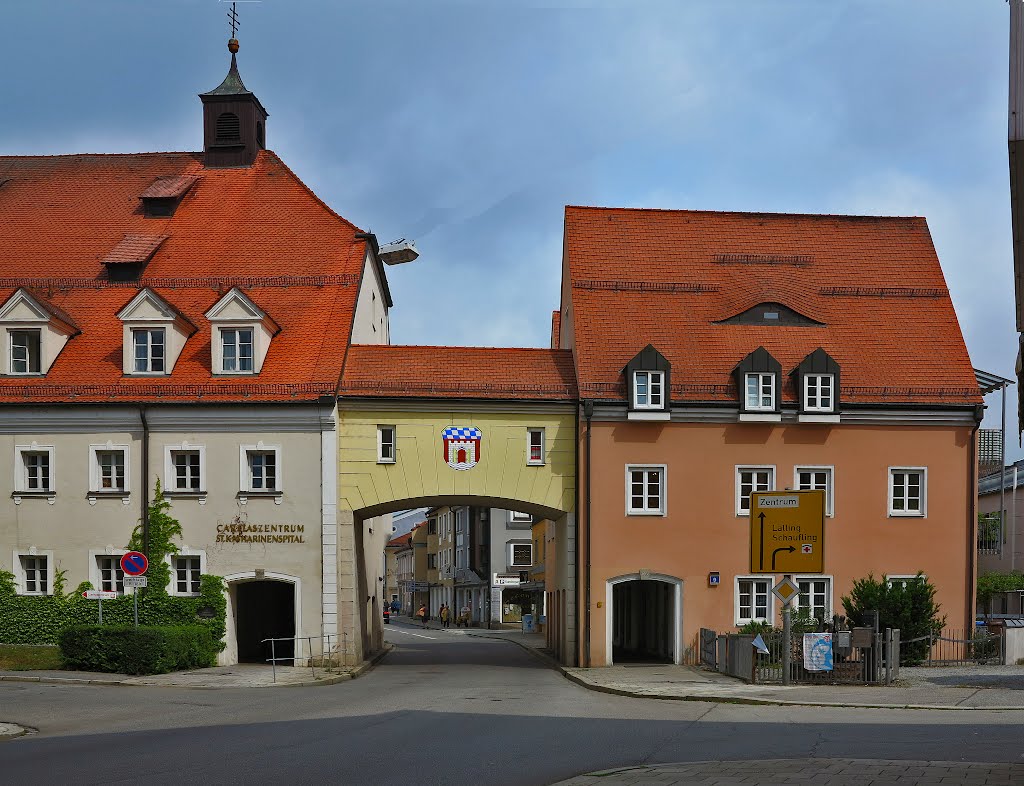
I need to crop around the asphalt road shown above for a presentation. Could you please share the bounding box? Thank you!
[0,619,1021,785]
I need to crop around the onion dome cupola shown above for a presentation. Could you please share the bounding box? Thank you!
[199,38,268,168]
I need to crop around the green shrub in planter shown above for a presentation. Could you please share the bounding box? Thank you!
[59,625,218,675]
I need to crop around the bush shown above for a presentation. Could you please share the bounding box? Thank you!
[59,625,218,675]
[841,572,945,665]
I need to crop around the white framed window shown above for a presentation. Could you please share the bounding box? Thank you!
[89,445,129,493]
[735,577,773,625]
[96,554,126,595]
[510,543,533,567]
[803,374,834,412]
[219,327,254,373]
[889,467,926,517]
[377,426,396,464]
[510,511,533,523]
[15,553,51,595]
[527,428,545,465]
[626,465,666,516]
[164,445,206,493]
[173,554,202,596]
[794,576,832,622]
[239,444,281,493]
[15,446,54,493]
[744,373,775,411]
[795,466,834,517]
[633,370,665,409]
[131,328,165,373]
[8,329,41,375]
[735,465,774,516]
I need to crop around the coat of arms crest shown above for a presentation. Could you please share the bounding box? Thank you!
[441,426,482,471]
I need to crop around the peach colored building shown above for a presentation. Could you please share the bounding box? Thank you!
[558,207,982,667]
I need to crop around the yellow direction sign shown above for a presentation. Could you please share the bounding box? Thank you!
[749,490,825,574]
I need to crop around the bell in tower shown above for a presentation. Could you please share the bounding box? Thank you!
[199,38,268,168]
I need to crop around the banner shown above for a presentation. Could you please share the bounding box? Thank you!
[803,633,834,671]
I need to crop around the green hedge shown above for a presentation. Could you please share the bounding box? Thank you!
[59,625,219,675]
[0,571,227,649]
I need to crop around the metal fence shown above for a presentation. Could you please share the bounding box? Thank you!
[902,628,1002,666]
[977,512,1003,555]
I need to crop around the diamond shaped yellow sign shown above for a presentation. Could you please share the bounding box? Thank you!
[772,577,800,605]
[750,490,825,574]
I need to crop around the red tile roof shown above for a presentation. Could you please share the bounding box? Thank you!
[139,174,199,200]
[101,233,169,265]
[0,151,369,403]
[387,532,413,548]
[340,345,577,401]
[563,206,980,406]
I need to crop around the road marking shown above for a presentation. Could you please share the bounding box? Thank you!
[389,627,437,640]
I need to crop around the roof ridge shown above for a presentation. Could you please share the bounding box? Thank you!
[564,205,926,221]
[352,344,568,352]
[0,152,201,160]
[260,151,363,234]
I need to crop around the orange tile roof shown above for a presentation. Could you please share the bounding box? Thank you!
[563,206,980,406]
[340,345,577,401]
[101,233,169,265]
[0,151,369,403]
[387,532,413,548]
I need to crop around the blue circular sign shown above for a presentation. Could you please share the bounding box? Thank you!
[120,551,148,576]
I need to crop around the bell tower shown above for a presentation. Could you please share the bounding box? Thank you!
[199,38,268,168]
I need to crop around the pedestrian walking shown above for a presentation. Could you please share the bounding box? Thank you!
[459,603,471,628]
[418,604,428,628]
[440,604,451,628]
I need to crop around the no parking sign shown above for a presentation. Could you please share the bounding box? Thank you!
[120,551,148,576]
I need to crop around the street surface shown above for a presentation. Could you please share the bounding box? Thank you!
[0,618,1021,785]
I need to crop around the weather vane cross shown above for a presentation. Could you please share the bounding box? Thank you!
[227,2,240,38]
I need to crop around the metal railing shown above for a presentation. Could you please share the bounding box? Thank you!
[902,628,1002,666]
[977,512,1003,555]
[260,633,349,683]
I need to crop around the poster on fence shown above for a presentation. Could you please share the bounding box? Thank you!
[803,633,833,671]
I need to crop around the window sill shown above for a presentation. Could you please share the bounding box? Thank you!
[165,491,208,504]
[738,413,782,423]
[237,491,283,506]
[12,491,56,505]
[888,512,926,518]
[87,491,131,506]
[627,411,671,422]
[377,459,396,465]
[799,413,840,424]
[626,510,666,517]
[526,460,545,467]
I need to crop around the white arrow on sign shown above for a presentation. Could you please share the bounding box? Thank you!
[82,590,118,600]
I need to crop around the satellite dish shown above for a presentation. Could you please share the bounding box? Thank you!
[379,238,419,266]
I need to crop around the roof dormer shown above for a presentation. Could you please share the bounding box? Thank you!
[116,289,196,376]
[0,289,79,376]
[204,287,279,375]
[734,346,782,422]
[623,344,671,421]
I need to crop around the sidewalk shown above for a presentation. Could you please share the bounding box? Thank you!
[422,622,1024,710]
[0,644,392,689]
[553,759,1024,785]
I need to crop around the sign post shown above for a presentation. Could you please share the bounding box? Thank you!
[82,589,118,623]
[120,551,149,631]
[750,491,826,687]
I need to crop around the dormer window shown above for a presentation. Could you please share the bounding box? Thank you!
[745,373,775,411]
[220,328,254,373]
[205,288,279,376]
[734,347,782,422]
[9,329,41,374]
[623,344,671,420]
[803,374,834,412]
[117,289,196,376]
[132,328,165,373]
[634,371,664,409]
[0,289,79,377]
[794,348,841,422]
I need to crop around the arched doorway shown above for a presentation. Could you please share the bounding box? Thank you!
[606,573,682,665]
[225,573,300,665]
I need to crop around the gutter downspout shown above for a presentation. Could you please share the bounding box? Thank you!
[583,399,594,668]
[572,400,580,665]
[968,405,982,628]
[139,406,150,558]
[1001,383,1007,559]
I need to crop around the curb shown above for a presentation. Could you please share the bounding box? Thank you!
[0,643,397,691]
[461,633,1024,712]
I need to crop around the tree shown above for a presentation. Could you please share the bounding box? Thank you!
[127,479,182,596]
[841,572,945,665]
[977,572,1024,617]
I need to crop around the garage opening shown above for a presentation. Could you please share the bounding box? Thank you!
[612,579,673,664]
[235,580,295,664]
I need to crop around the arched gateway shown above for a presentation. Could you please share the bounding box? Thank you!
[332,345,578,665]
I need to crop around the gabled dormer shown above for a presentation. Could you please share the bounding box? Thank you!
[794,347,841,423]
[204,288,279,375]
[624,344,671,421]
[734,347,782,422]
[0,289,79,376]
[116,289,196,376]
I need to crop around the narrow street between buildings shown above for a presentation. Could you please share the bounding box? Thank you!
[1,619,1022,785]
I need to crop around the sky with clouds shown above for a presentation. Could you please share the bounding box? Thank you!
[1,0,1019,449]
